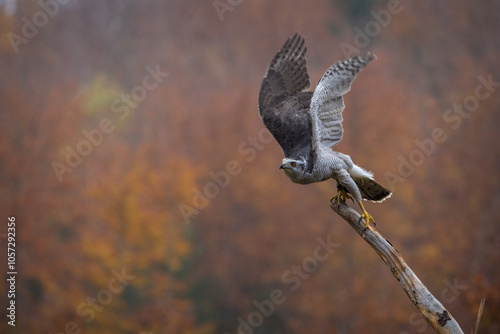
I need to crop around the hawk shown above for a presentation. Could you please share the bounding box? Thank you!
[258,33,391,226]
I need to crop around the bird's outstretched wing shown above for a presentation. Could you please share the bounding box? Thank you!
[309,53,376,153]
[258,33,312,160]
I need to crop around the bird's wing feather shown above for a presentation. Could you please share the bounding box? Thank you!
[259,33,312,159]
[309,53,376,153]
[260,92,313,160]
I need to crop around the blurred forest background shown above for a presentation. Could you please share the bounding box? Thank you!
[1,0,499,333]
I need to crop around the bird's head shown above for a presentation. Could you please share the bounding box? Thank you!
[280,157,307,179]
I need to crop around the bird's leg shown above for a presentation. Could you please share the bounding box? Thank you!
[358,201,375,228]
[330,184,353,205]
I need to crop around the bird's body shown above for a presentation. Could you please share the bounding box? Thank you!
[281,151,351,184]
[258,33,391,225]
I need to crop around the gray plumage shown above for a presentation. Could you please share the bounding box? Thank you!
[258,33,391,206]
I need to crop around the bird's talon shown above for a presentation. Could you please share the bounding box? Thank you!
[330,194,339,204]
[361,212,375,228]
[331,188,352,205]
[358,201,375,228]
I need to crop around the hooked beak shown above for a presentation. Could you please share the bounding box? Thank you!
[279,163,284,169]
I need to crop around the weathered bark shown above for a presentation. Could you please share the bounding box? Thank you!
[330,198,464,334]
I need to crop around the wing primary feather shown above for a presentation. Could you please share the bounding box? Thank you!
[309,53,376,152]
[258,34,312,160]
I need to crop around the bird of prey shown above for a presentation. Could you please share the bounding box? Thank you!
[258,33,391,226]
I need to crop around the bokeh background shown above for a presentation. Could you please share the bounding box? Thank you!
[1,1,499,333]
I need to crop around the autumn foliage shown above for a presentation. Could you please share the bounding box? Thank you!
[0,1,499,333]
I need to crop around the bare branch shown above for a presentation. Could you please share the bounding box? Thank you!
[472,298,486,334]
[330,199,464,334]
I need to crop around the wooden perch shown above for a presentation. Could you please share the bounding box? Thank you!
[330,198,464,334]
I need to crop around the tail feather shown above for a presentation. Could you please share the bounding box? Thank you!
[353,178,392,203]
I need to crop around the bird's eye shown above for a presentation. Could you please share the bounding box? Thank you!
[291,162,296,167]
